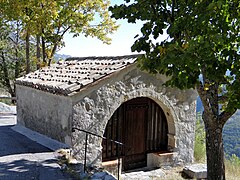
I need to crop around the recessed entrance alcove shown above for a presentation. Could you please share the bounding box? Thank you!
[102,97,169,171]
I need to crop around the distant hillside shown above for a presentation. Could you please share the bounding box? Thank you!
[54,54,71,62]
[196,98,240,158]
[223,110,240,158]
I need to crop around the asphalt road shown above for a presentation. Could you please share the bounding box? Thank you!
[0,115,73,180]
[0,124,51,156]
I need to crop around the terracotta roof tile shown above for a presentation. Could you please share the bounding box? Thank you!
[16,54,141,96]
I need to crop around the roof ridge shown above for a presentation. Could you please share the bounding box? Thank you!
[65,54,143,61]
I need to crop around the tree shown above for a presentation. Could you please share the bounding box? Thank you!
[0,0,118,95]
[110,0,240,179]
[0,0,118,69]
[0,20,26,97]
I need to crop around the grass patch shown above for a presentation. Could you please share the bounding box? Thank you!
[194,115,206,163]
[225,154,240,180]
[0,99,14,105]
[194,114,240,179]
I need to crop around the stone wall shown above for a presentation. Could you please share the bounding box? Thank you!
[71,64,197,166]
[16,85,73,145]
[16,63,197,168]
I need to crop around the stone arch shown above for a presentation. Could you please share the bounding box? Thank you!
[100,88,177,152]
[102,96,172,170]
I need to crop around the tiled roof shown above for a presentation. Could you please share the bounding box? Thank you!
[16,54,141,96]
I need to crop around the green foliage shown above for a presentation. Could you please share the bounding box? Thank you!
[0,0,118,64]
[229,154,240,166]
[194,114,206,163]
[0,21,27,96]
[110,0,239,178]
[0,98,12,105]
[0,0,118,94]
[110,0,240,112]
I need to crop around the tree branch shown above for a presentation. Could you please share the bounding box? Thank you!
[48,26,71,66]
[218,95,228,103]
[197,83,212,115]
[219,109,236,125]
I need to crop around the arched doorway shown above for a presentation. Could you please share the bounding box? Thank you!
[102,97,168,171]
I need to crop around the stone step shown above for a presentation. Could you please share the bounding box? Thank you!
[183,163,207,179]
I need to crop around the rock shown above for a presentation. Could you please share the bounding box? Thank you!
[0,102,11,112]
[0,102,16,114]
[183,164,207,179]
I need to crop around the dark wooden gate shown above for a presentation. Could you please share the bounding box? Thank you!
[102,97,168,171]
[123,98,148,170]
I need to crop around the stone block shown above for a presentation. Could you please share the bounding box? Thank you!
[183,164,207,179]
[147,152,175,168]
[102,159,121,178]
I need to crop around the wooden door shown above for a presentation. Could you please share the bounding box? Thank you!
[102,97,168,171]
[122,98,148,171]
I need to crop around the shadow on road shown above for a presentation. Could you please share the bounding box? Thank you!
[0,157,73,179]
[0,115,74,179]
[0,125,51,156]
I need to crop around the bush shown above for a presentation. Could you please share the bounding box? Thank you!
[0,98,13,105]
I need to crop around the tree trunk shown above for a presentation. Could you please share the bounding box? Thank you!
[14,44,20,78]
[15,21,20,79]
[203,112,225,180]
[41,29,46,64]
[14,41,19,101]
[48,42,58,66]
[36,35,41,69]
[1,52,15,97]
[48,43,57,66]
[48,26,71,66]
[25,29,30,74]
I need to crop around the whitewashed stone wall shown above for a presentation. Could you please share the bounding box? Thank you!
[71,65,197,167]
[16,85,73,145]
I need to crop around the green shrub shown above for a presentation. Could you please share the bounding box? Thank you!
[230,154,240,165]
[0,98,13,105]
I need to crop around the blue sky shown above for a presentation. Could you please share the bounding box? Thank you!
[58,0,144,57]
[58,19,143,57]
[58,0,168,57]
